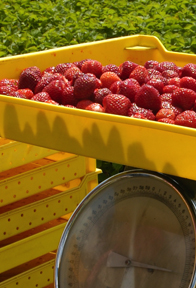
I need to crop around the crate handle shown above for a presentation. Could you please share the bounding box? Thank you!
[125,46,157,51]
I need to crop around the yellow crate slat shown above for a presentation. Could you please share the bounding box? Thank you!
[0,140,58,173]
[0,154,86,207]
[0,222,65,274]
[0,170,100,273]
[0,259,55,288]
[0,170,101,240]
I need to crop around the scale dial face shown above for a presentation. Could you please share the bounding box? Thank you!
[55,171,196,288]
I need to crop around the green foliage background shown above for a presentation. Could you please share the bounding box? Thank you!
[1,0,196,181]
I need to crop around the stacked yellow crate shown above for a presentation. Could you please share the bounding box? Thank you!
[0,137,101,288]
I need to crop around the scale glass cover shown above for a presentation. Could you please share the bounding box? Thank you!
[55,170,196,288]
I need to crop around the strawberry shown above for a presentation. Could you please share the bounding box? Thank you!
[64,66,81,81]
[158,118,175,124]
[100,72,121,89]
[61,86,78,106]
[45,99,59,105]
[162,85,178,94]
[144,60,159,69]
[64,104,77,108]
[135,84,161,113]
[74,74,100,100]
[132,113,146,119]
[93,88,111,104]
[147,74,167,85]
[129,65,148,85]
[162,70,179,79]
[180,76,196,92]
[74,59,91,69]
[11,88,34,99]
[117,78,140,102]
[160,93,173,103]
[102,64,120,76]
[119,61,138,80]
[161,101,182,116]
[109,80,122,94]
[54,63,76,74]
[42,66,55,75]
[147,69,161,77]
[31,92,52,102]
[0,78,18,87]
[166,77,180,87]
[34,73,68,94]
[81,60,103,78]
[172,88,196,110]
[175,110,196,128]
[128,103,155,120]
[155,108,176,121]
[76,99,93,109]
[146,78,164,94]
[18,66,42,92]
[0,85,18,95]
[85,103,105,112]
[155,61,179,73]
[103,94,131,116]
[43,79,69,104]
[181,63,196,79]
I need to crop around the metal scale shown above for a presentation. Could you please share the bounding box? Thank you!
[54,169,196,288]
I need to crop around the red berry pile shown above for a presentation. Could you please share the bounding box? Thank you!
[2,59,196,128]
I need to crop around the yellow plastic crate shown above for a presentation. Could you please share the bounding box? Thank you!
[0,138,101,288]
[0,34,196,181]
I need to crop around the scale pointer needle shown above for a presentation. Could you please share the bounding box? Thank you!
[107,251,172,272]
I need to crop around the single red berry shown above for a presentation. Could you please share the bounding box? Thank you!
[146,78,164,94]
[163,85,178,94]
[162,70,179,79]
[85,103,105,112]
[61,86,78,106]
[119,61,138,80]
[102,64,120,76]
[181,63,196,79]
[93,88,111,104]
[54,63,76,74]
[103,94,131,116]
[74,74,100,100]
[100,72,121,89]
[18,66,42,92]
[160,93,173,103]
[76,99,93,109]
[117,78,140,102]
[31,92,52,102]
[64,66,81,81]
[172,88,196,110]
[166,77,180,87]
[156,108,176,121]
[0,85,18,95]
[11,88,34,99]
[180,76,196,92]
[129,65,148,85]
[175,110,196,128]
[135,84,161,113]
[81,60,103,78]
[144,60,159,69]
[43,79,69,104]
[128,103,155,120]
[155,61,179,74]
[158,118,175,124]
